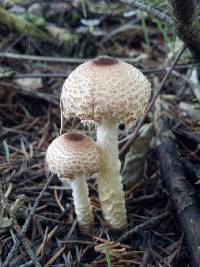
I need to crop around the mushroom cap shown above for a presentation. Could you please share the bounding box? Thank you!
[46,132,100,179]
[61,55,151,125]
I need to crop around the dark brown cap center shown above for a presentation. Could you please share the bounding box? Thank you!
[64,132,85,141]
[92,55,119,66]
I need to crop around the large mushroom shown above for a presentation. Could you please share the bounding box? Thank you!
[46,132,100,232]
[61,56,151,228]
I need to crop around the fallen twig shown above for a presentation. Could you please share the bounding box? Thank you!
[43,245,66,267]
[121,0,172,25]
[174,128,200,146]
[119,211,169,242]
[1,64,199,81]
[11,216,41,267]
[119,45,186,157]
[3,175,54,267]
[19,90,59,105]
[0,52,152,64]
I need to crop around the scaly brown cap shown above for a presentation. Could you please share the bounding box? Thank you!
[46,132,100,179]
[61,55,151,125]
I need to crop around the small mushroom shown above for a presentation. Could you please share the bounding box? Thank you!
[61,56,151,228]
[46,132,100,232]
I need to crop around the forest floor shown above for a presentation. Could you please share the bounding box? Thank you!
[0,1,200,266]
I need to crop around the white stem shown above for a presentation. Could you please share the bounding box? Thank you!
[96,119,127,228]
[61,177,93,231]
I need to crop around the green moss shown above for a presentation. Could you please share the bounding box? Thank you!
[0,7,49,40]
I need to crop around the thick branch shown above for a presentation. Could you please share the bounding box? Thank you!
[168,0,200,62]
[156,119,200,267]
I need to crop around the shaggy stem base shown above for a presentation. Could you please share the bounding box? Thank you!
[97,120,127,228]
[61,177,93,232]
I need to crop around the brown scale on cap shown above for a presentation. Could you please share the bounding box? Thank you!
[92,55,119,66]
[65,132,84,141]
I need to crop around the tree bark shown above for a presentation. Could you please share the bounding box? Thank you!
[168,0,200,62]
